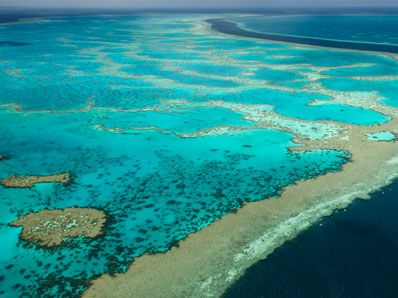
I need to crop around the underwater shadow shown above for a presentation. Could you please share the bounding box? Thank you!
[0,41,30,46]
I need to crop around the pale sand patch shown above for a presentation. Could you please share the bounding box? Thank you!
[387,155,398,165]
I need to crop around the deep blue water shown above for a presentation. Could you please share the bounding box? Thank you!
[210,14,398,54]
[237,15,398,45]
[224,180,398,298]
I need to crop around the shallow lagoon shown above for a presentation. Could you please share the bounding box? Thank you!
[0,14,397,297]
[0,110,349,296]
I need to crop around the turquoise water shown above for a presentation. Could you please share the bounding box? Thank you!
[320,78,398,107]
[235,15,398,45]
[324,63,398,77]
[95,106,252,133]
[0,14,397,297]
[233,48,394,67]
[367,131,396,142]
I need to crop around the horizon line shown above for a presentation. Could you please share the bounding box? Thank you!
[2,6,398,10]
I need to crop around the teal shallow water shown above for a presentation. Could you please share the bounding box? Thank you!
[0,14,397,297]
[0,110,348,296]
[320,78,398,107]
[367,131,396,142]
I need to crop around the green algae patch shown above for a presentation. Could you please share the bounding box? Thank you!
[10,208,107,248]
[1,173,71,188]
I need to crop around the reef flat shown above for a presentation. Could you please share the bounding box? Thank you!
[10,207,106,247]
[85,116,398,298]
[1,173,71,188]
[0,13,398,297]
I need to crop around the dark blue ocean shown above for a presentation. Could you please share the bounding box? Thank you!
[211,14,398,54]
[224,180,398,298]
